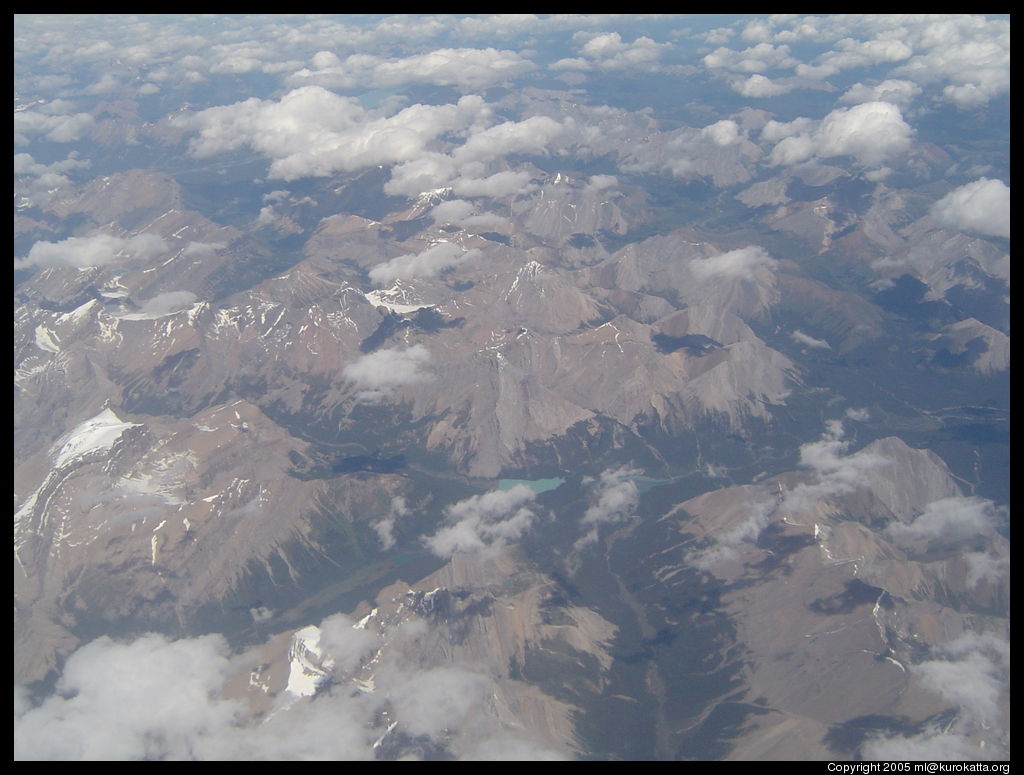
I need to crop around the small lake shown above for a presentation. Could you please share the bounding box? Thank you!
[498,477,566,494]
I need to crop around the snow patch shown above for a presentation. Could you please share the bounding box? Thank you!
[52,409,141,469]
[284,625,332,698]
[34,325,60,353]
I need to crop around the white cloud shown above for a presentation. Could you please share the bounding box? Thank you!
[583,174,618,193]
[725,14,1009,108]
[760,117,815,143]
[885,496,996,548]
[815,101,913,166]
[689,498,776,571]
[373,496,409,551]
[790,330,831,349]
[343,345,433,402]
[930,178,1010,240]
[452,170,535,200]
[383,666,491,739]
[14,611,562,761]
[14,151,91,205]
[778,420,888,516]
[550,57,592,72]
[767,102,912,169]
[573,31,672,71]
[16,233,167,270]
[704,27,735,45]
[385,154,460,198]
[862,726,998,761]
[137,291,199,316]
[815,36,913,74]
[963,551,1009,588]
[13,110,96,146]
[175,86,571,196]
[839,79,922,107]
[701,119,740,147]
[316,613,381,675]
[176,88,491,182]
[572,467,640,556]
[181,241,226,259]
[373,47,536,90]
[703,42,797,73]
[424,485,538,559]
[730,73,794,98]
[368,243,481,285]
[871,631,1009,759]
[688,245,776,280]
[14,633,244,760]
[289,47,535,92]
[429,200,507,232]
[452,115,569,167]
[892,16,1010,107]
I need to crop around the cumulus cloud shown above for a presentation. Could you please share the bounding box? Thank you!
[384,154,460,198]
[583,174,618,193]
[424,484,538,559]
[181,241,226,259]
[930,178,1010,240]
[891,16,1010,107]
[16,233,167,270]
[778,420,888,517]
[862,631,1010,760]
[14,610,561,761]
[136,291,199,317]
[343,345,433,402]
[288,47,535,92]
[709,14,1009,109]
[572,467,640,556]
[572,31,672,71]
[368,243,481,285]
[452,115,569,167]
[806,36,913,78]
[790,330,831,349]
[730,73,794,98]
[316,613,381,675]
[14,151,90,205]
[175,68,570,194]
[429,200,507,232]
[839,79,922,107]
[451,170,535,200]
[373,496,409,551]
[760,116,815,143]
[767,102,912,169]
[862,726,999,761]
[885,496,996,550]
[688,497,777,572]
[381,666,491,739]
[701,119,741,147]
[963,551,1009,588]
[703,42,797,73]
[14,632,243,760]
[176,88,491,182]
[372,47,536,90]
[688,245,776,280]
[13,109,96,146]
